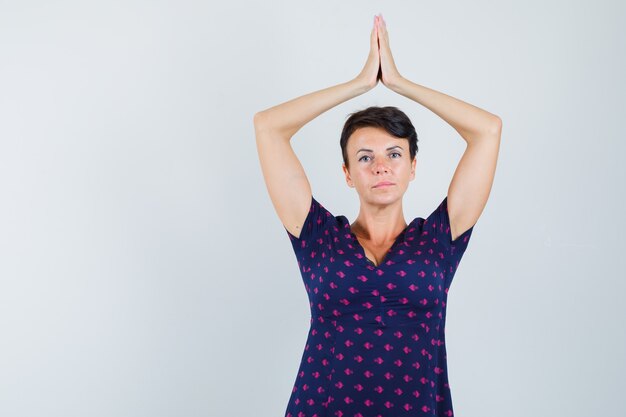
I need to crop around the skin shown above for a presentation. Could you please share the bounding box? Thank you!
[342,126,416,251]
[342,15,414,259]
[356,14,402,90]
[254,14,502,265]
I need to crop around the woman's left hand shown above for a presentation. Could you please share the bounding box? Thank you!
[376,14,403,90]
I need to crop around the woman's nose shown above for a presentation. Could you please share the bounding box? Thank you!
[374,160,389,173]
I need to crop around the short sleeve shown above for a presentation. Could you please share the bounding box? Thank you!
[425,196,474,257]
[284,195,335,251]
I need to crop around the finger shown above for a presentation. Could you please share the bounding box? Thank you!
[371,25,378,49]
[379,15,387,35]
[379,20,389,44]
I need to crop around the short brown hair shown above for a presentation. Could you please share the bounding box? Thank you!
[340,106,419,169]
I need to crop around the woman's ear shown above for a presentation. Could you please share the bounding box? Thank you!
[342,163,354,187]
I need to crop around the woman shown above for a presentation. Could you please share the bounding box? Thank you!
[254,14,501,417]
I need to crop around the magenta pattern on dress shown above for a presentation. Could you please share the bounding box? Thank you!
[283,195,474,417]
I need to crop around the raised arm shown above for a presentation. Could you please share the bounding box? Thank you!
[376,14,502,241]
[254,17,381,239]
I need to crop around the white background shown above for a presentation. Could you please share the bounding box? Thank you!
[1,1,624,416]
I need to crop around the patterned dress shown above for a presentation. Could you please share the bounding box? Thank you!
[283,195,475,417]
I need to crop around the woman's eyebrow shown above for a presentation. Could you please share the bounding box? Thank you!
[356,145,404,155]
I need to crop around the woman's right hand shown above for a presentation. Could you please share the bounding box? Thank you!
[354,15,381,91]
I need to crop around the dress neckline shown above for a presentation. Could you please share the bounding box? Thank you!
[344,218,413,268]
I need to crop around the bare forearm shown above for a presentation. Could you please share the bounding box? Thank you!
[254,78,370,138]
[391,77,501,143]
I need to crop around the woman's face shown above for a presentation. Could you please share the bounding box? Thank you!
[342,126,416,205]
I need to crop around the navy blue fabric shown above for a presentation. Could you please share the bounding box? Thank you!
[283,195,474,416]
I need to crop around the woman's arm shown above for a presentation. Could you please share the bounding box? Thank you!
[389,78,502,144]
[254,16,381,239]
[253,80,371,239]
[376,14,502,241]
[253,78,370,139]
[255,15,382,137]
[393,74,503,238]
[375,15,501,143]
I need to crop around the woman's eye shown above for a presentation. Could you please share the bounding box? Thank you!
[359,153,401,162]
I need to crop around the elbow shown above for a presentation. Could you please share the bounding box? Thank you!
[253,111,272,134]
[253,111,266,127]
[488,115,502,137]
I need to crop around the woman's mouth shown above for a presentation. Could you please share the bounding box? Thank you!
[374,181,395,188]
